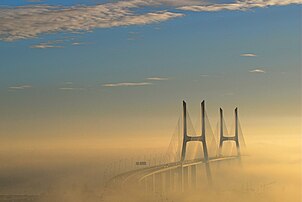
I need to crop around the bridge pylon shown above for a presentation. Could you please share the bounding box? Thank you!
[181,100,209,162]
[219,107,240,156]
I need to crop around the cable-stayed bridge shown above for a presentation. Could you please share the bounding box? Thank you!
[103,100,247,195]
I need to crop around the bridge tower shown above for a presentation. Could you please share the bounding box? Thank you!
[219,107,240,156]
[181,100,209,162]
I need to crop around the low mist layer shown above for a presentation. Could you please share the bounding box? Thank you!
[0,135,301,202]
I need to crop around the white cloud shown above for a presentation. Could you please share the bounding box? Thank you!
[146,77,169,80]
[103,82,152,87]
[179,0,301,12]
[72,42,87,46]
[200,74,210,77]
[30,39,65,48]
[9,85,32,90]
[31,38,90,48]
[240,53,257,57]
[30,44,63,49]
[249,69,266,73]
[0,0,183,41]
[59,87,84,90]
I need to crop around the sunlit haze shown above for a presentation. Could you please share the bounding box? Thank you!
[0,0,301,201]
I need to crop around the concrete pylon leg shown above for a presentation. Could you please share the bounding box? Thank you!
[235,107,241,156]
[219,108,224,157]
[181,101,187,161]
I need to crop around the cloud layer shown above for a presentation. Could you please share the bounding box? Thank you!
[0,0,183,41]
[59,87,84,90]
[9,85,32,90]
[179,0,301,12]
[0,0,300,41]
[103,82,152,87]
[146,77,169,80]
[31,44,63,49]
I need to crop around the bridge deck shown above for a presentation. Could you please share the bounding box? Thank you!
[109,155,241,186]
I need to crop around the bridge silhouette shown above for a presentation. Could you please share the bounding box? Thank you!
[103,100,246,195]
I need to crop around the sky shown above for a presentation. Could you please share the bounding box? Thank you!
[0,0,301,150]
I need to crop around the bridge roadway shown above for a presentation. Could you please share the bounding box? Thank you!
[110,156,240,189]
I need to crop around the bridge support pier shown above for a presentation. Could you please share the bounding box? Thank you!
[177,165,183,192]
[191,165,197,189]
[205,163,212,185]
[152,174,156,192]
[170,169,175,192]
[155,173,164,193]
[165,170,171,192]
[142,178,148,192]
[183,166,189,191]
